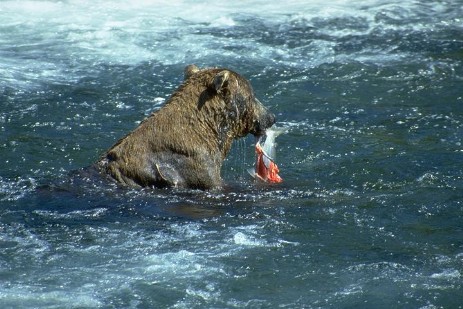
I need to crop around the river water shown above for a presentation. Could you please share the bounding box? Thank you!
[1,0,462,308]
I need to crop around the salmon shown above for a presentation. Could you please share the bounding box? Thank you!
[249,127,285,183]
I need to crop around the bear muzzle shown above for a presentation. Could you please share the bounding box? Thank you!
[253,110,276,137]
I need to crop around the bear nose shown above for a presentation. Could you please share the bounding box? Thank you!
[258,112,275,134]
[268,112,276,127]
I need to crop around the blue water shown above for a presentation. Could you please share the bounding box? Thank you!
[1,0,463,308]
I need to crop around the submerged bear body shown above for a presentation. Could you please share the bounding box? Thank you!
[97,65,275,190]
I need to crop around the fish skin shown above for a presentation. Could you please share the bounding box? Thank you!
[252,126,285,183]
[260,126,287,163]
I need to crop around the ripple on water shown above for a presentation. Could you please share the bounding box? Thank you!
[0,176,37,202]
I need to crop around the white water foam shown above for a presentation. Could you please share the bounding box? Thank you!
[1,0,453,90]
[0,288,102,308]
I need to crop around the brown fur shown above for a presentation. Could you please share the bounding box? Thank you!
[97,65,275,190]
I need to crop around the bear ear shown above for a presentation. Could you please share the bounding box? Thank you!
[213,70,229,93]
[184,64,200,80]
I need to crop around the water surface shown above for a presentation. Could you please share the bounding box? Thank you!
[1,0,462,308]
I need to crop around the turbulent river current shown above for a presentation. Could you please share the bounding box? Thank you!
[1,0,462,308]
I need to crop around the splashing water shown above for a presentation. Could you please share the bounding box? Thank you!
[1,0,462,307]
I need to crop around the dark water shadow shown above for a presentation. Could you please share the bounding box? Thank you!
[6,157,315,229]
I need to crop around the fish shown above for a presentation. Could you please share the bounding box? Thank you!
[249,126,286,183]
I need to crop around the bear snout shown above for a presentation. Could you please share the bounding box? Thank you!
[254,110,276,136]
[263,111,276,130]
[264,111,276,129]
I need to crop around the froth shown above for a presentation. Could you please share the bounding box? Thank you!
[1,0,457,91]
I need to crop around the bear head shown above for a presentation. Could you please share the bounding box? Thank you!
[184,65,275,141]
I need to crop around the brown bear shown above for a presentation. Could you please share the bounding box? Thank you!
[97,65,275,190]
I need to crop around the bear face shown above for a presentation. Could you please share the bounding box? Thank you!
[98,65,276,190]
[184,65,275,142]
[214,69,275,138]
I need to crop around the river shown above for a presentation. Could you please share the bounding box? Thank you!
[1,0,462,308]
